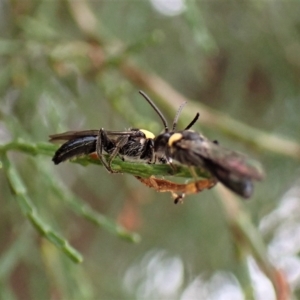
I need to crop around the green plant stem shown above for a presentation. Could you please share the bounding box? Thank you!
[0,154,83,263]
[233,246,255,300]
[48,175,141,243]
[0,139,211,245]
[0,139,211,179]
[0,140,142,243]
[0,140,55,156]
[216,185,290,300]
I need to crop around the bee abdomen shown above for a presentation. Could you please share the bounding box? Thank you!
[52,137,97,165]
[205,161,253,198]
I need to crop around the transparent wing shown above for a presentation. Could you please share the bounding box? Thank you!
[177,136,264,180]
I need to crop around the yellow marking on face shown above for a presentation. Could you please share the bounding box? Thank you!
[168,133,183,146]
[140,129,155,139]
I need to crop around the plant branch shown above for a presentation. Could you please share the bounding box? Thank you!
[215,185,290,300]
[0,140,145,243]
[0,154,83,263]
[0,140,212,179]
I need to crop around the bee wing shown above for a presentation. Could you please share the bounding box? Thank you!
[49,130,140,143]
[183,137,265,180]
[49,130,99,142]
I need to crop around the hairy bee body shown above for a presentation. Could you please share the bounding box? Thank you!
[50,128,156,171]
[154,130,264,198]
[50,90,264,200]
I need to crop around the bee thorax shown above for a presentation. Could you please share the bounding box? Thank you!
[140,129,155,139]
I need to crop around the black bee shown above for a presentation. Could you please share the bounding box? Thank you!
[140,92,265,198]
[49,128,156,173]
[49,91,201,174]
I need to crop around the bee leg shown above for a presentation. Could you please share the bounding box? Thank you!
[150,153,162,164]
[96,128,114,173]
[107,135,130,173]
[167,159,178,175]
[96,129,126,173]
[140,139,154,164]
[172,192,185,204]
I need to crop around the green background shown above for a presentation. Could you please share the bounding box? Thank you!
[0,1,299,299]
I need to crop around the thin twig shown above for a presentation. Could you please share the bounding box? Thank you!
[215,185,290,300]
[0,140,212,179]
[0,154,83,263]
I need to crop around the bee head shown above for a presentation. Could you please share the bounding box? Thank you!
[154,132,171,155]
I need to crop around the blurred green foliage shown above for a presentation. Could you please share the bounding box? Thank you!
[1,0,300,299]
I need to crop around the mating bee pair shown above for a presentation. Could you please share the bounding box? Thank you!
[50,91,264,203]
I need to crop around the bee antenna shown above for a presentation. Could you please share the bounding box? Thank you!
[184,113,200,130]
[172,102,187,130]
[139,91,169,132]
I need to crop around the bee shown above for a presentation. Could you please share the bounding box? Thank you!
[49,91,196,173]
[49,92,217,202]
[140,92,265,198]
[49,128,156,173]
